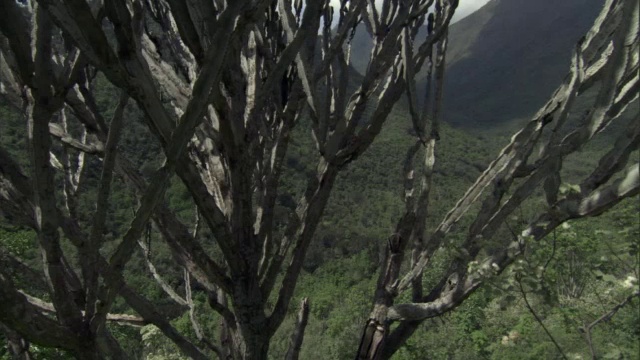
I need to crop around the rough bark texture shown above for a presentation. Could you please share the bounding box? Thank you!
[285,298,310,360]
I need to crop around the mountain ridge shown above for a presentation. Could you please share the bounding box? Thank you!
[346,0,603,128]
[442,0,603,127]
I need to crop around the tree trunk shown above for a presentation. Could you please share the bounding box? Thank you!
[234,312,271,360]
[1,324,32,360]
[230,275,272,360]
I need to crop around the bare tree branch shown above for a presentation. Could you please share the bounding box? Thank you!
[84,91,128,321]
[0,271,80,352]
[516,276,568,360]
[285,297,310,360]
[580,290,640,359]
[19,291,146,327]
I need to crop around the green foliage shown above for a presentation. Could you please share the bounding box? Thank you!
[1,58,637,360]
[141,325,189,360]
[0,227,36,257]
[106,325,142,358]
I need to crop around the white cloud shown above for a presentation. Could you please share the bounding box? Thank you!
[328,0,491,24]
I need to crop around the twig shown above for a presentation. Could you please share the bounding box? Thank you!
[137,239,187,306]
[517,276,568,360]
[580,290,640,360]
[184,269,221,356]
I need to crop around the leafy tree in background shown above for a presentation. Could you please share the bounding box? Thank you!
[0,1,637,360]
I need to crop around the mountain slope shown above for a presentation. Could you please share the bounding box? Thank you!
[347,0,602,128]
[442,0,602,127]
[347,1,498,77]
[444,0,499,68]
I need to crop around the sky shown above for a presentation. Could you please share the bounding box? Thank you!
[449,0,492,22]
[328,0,492,24]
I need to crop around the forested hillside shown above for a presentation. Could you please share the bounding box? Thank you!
[2,69,637,360]
[0,73,640,359]
[0,0,637,359]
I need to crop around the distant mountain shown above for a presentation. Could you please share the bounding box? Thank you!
[445,0,499,67]
[346,0,603,128]
[442,0,602,127]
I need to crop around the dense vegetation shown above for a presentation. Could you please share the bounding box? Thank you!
[1,74,637,358]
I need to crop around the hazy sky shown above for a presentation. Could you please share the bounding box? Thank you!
[451,0,492,22]
[328,0,492,24]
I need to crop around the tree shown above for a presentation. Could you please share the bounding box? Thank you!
[0,0,637,359]
[355,0,639,358]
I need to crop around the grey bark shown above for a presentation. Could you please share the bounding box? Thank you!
[284,298,310,360]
